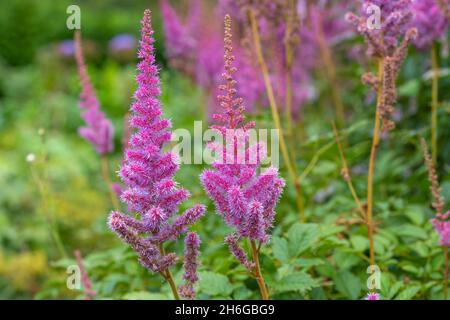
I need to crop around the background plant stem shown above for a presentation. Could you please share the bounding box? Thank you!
[431,43,439,164]
[248,9,305,222]
[101,155,120,210]
[366,58,385,266]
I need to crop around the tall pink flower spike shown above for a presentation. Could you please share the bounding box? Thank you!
[200,14,285,269]
[74,31,114,155]
[108,10,205,300]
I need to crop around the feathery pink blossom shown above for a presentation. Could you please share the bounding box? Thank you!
[365,292,380,300]
[200,15,285,271]
[74,250,96,300]
[411,0,449,49]
[179,232,201,299]
[432,212,450,246]
[74,31,114,155]
[346,0,415,57]
[108,10,205,280]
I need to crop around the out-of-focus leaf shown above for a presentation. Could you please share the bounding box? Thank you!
[334,271,361,300]
[199,272,232,296]
[122,291,168,300]
[395,285,421,300]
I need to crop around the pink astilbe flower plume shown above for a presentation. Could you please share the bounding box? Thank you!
[412,0,449,50]
[346,0,416,58]
[346,0,418,131]
[200,15,285,272]
[74,31,114,155]
[421,138,450,246]
[108,10,205,298]
[365,292,381,300]
[160,0,200,75]
[179,232,201,300]
[74,250,96,300]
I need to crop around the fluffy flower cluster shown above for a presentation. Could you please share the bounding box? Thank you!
[108,10,205,297]
[412,0,449,49]
[346,0,415,57]
[160,0,200,75]
[365,292,380,300]
[200,15,285,269]
[74,250,96,300]
[432,213,450,246]
[74,31,114,155]
[436,0,450,18]
[178,232,201,299]
[421,139,449,246]
[347,0,418,131]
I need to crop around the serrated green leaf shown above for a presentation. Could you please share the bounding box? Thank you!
[334,271,361,300]
[350,235,369,252]
[272,272,318,294]
[404,205,425,225]
[288,223,320,257]
[390,225,428,240]
[199,271,233,296]
[401,264,421,275]
[395,285,420,300]
[272,236,290,263]
[294,258,324,268]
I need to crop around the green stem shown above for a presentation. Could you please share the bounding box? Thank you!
[366,58,384,266]
[248,8,305,222]
[101,155,120,211]
[431,43,439,164]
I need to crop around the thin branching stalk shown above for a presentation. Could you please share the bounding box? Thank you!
[251,240,270,300]
[247,8,305,222]
[332,122,366,220]
[161,269,181,300]
[30,165,68,259]
[100,155,120,210]
[366,58,385,266]
[299,140,335,181]
[159,244,180,300]
[431,43,439,164]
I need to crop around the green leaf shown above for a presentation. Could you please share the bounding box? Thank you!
[334,271,361,300]
[333,251,360,270]
[400,264,421,275]
[395,285,421,300]
[122,291,169,300]
[404,205,425,225]
[350,235,369,252]
[294,258,324,268]
[272,236,290,263]
[272,272,319,294]
[199,272,233,296]
[390,224,428,240]
[398,79,419,97]
[288,223,320,257]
